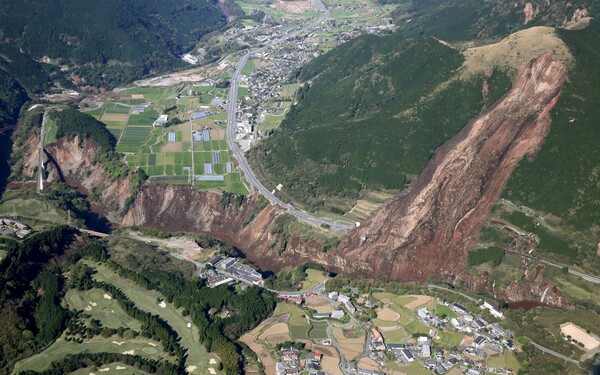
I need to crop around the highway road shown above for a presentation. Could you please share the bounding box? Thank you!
[504,248,600,285]
[225,0,356,232]
[530,340,581,367]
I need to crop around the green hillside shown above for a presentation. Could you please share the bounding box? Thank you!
[383,0,598,42]
[250,34,511,211]
[0,0,225,89]
[503,20,600,232]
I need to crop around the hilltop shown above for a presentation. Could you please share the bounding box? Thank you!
[0,0,225,90]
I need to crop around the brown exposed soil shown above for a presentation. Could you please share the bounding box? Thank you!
[523,2,539,24]
[122,53,569,306]
[332,52,566,283]
[20,136,132,226]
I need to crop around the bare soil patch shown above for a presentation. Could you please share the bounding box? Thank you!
[131,94,145,100]
[258,323,290,341]
[358,357,381,371]
[333,327,364,361]
[377,307,400,322]
[560,322,600,351]
[210,129,225,140]
[404,295,433,310]
[101,114,129,123]
[161,142,183,153]
[306,296,334,313]
[271,1,313,14]
[314,345,342,375]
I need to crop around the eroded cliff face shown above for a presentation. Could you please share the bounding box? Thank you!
[22,135,132,222]
[333,52,566,283]
[123,187,330,273]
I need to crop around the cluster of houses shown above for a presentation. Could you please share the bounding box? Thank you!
[276,346,325,375]
[328,291,357,315]
[405,300,514,374]
[202,255,264,287]
[0,218,31,238]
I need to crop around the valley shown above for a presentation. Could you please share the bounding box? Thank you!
[0,0,599,375]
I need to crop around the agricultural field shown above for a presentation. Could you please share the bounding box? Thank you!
[87,261,222,375]
[332,325,365,361]
[81,82,246,194]
[487,350,521,373]
[372,292,463,347]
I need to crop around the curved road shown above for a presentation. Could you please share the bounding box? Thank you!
[225,0,356,232]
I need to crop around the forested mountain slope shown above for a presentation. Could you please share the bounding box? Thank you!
[503,20,600,232]
[0,0,225,89]
[384,0,598,42]
[250,34,512,211]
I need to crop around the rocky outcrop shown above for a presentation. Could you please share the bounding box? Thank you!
[42,136,131,222]
[123,186,329,273]
[331,52,566,282]
[523,2,539,24]
[501,265,570,308]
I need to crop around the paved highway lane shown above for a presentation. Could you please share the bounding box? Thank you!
[225,0,356,232]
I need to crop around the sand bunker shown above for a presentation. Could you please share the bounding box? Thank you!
[112,341,125,346]
[85,305,92,311]
[208,368,216,374]
[186,365,198,373]
[103,293,112,300]
[159,301,167,308]
[148,342,157,347]
[187,323,192,328]
[209,359,217,365]
[131,94,144,99]
[122,350,135,355]
[116,366,126,370]
[377,307,400,322]
[99,369,109,373]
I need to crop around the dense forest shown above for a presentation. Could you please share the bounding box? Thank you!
[250,34,511,211]
[503,20,600,232]
[0,227,276,375]
[0,0,226,89]
[0,71,28,130]
[50,109,116,151]
[381,0,598,42]
[0,226,76,373]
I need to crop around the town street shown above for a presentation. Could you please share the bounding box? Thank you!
[225,0,356,232]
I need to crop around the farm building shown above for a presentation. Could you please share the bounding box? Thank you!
[153,114,168,127]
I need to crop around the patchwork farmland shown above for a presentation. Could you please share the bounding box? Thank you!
[82,84,248,194]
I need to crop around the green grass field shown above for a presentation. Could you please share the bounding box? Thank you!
[127,109,159,126]
[301,269,326,291]
[68,363,151,374]
[65,288,143,330]
[116,126,153,153]
[87,261,221,375]
[103,103,131,114]
[13,335,167,373]
[488,350,521,373]
[120,87,174,101]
